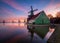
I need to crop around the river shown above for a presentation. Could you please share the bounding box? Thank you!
[0,23,55,43]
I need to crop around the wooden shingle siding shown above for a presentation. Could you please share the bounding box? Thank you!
[35,11,50,24]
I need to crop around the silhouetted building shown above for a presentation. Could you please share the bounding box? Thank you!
[12,21,15,23]
[28,11,50,24]
[50,17,60,24]
[18,20,20,23]
[3,20,5,23]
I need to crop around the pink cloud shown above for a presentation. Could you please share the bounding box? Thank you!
[2,0,28,14]
[0,7,21,22]
[0,7,27,21]
[0,7,17,18]
[44,0,60,17]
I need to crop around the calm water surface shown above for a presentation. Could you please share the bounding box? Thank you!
[0,23,54,43]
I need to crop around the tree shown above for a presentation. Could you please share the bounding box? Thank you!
[47,14,53,19]
[56,12,60,18]
[3,20,5,23]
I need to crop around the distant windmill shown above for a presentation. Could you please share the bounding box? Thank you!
[12,20,14,23]
[18,20,20,23]
[3,20,5,23]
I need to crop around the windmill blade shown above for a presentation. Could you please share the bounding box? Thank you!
[28,11,31,13]
[33,9,38,11]
[31,6,33,10]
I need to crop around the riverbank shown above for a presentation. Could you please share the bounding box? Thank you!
[27,24,60,26]
[27,24,60,43]
[47,25,60,43]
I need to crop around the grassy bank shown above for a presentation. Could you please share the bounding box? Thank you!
[48,25,60,43]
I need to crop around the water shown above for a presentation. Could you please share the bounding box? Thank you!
[0,23,55,43]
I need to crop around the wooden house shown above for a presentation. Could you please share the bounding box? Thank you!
[28,11,50,24]
[35,11,50,24]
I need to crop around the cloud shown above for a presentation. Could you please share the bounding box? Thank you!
[0,7,17,18]
[1,0,28,14]
[44,0,60,17]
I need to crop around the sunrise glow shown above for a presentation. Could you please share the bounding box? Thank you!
[0,0,60,22]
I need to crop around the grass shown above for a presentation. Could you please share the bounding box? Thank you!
[47,25,60,43]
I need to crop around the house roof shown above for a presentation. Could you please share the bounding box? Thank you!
[29,12,40,20]
[32,12,40,19]
[28,11,46,21]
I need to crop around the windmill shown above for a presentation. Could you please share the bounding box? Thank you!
[28,6,38,18]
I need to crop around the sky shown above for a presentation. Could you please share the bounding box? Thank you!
[0,0,60,20]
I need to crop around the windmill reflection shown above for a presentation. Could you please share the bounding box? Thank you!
[27,25,56,43]
[27,25,35,43]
